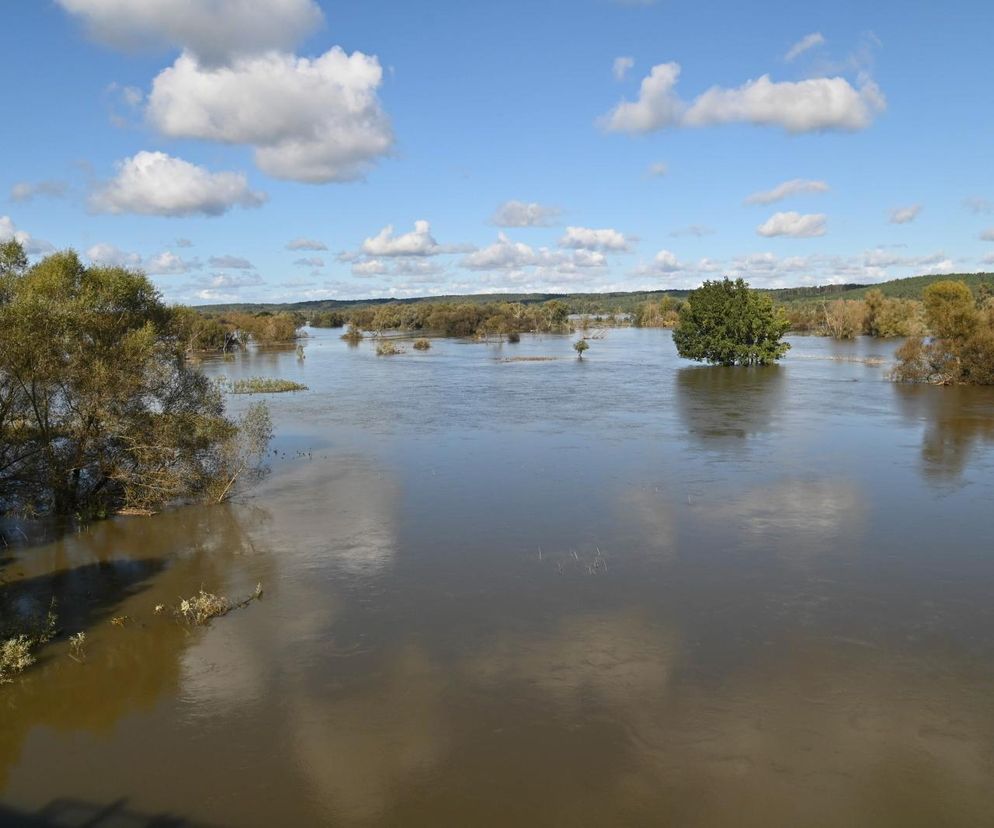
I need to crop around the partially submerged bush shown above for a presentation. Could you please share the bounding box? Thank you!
[412,338,431,350]
[376,340,404,356]
[229,378,308,394]
[178,591,231,625]
[0,636,35,683]
[573,338,589,359]
[341,327,364,344]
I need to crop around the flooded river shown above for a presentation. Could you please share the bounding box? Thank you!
[3,327,994,826]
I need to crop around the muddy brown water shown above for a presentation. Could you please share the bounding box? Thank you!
[2,328,994,826]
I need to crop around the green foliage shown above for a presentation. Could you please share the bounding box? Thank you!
[0,242,268,516]
[923,280,978,341]
[673,278,791,366]
[821,299,865,339]
[573,338,589,358]
[633,296,682,328]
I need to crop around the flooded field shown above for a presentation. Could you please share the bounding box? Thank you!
[3,327,994,826]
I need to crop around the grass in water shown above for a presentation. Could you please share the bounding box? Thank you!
[229,378,308,394]
[412,338,431,350]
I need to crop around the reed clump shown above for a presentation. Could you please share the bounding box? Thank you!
[376,340,404,356]
[412,338,431,350]
[229,378,308,394]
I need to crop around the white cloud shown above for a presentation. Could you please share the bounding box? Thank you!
[352,259,388,277]
[0,216,54,255]
[889,204,922,224]
[294,256,324,268]
[57,0,323,65]
[744,178,829,205]
[147,48,393,183]
[558,226,632,251]
[633,249,683,276]
[10,180,68,202]
[361,220,442,257]
[146,250,200,275]
[209,255,254,269]
[206,272,264,288]
[286,237,327,251]
[90,151,266,217]
[981,228,994,242]
[603,61,885,134]
[963,196,993,215]
[490,200,561,227]
[647,162,668,177]
[462,234,607,273]
[613,56,635,81]
[756,211,827,238]
[785,32,826,62]
[85,242,142,268]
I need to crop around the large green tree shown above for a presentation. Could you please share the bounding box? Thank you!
[0,243,267,517]
[672,278,791,366]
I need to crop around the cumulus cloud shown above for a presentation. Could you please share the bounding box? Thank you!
[785,32,826,62]
[293,257,324,268]
[90,151,266,217]
[0,216,53,255]
[602,61,885,134]
[647,162,668,177]
[462,234,607,272]
[613,56,635,81]
[209,255,254,269]
[558,226,632,251]
[146,250,200,274]
[10,180,68,202]
[205,272,264,288]
[147,48,393,183]
[889,204,922,224]
[744,178,829,205]
[57,0,323,66]
[85,242,142,268]
[361,220,445,257]
[633,249,684,276]
[756,211,827,238]
[490,200,561,227]
[286,237,327,251]
[352,259,388,277]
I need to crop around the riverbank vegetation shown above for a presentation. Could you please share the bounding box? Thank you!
[892,280,994,385]
[0,241,271,519]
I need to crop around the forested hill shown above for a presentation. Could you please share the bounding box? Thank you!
[197,272,994,315]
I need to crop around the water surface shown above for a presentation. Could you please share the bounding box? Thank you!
[3,328,994,826]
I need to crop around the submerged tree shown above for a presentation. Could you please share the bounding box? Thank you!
[573,338,589,359]
[672,277,791,366]
[0,242,270,517]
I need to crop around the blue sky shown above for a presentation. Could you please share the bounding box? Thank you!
[2,0,993,303]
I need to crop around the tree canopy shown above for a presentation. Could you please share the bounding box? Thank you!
[672,278,791,366]
[0,242,267,518]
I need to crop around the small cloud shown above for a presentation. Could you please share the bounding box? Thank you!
[647,162,668,178]
[963,196,993,215]
[980,228,994,242]
[293,256,324,267]
[889,204,922,224]
[85,242,142,268]
[175,238,194,248]
[756,211,827,238]
[785,32,826,62]
[491,200,561,227]
[558,226,632,252]
[286,237,328,251]
[669,224,715,237]
[10,180,68,203]
[744,178,829,205]
[613,56,635,81]
[208,255,254,269]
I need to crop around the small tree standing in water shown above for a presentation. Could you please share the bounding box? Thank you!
[573,338,589,359]
[672,277,790,366]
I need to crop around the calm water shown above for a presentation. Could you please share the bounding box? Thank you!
[3,328,994,826]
